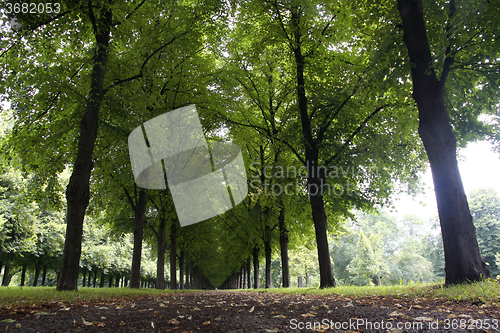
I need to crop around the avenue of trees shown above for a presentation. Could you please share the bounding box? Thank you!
[0,0,499,290]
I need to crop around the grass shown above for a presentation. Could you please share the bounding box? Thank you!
[0,286,190,309]
[262,279,500,303]
[0,280,499,309]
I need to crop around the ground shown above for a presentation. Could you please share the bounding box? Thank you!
[0,290,499,332]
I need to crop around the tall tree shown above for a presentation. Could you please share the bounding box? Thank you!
[397,0,498,283]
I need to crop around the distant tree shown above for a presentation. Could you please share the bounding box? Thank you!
[469,188,500,276]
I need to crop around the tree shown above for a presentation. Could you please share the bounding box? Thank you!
[397,0,499,283]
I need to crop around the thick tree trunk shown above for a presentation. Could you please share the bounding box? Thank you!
[264,225,272,288]
[156,216,167,289]
[291,7,335,288]
[33,258,42,287]
[169,220,177,290]
[20,265,27,286]
[57,4,112,291]
[100,272,105,288]
[246,257,252,289]
[130,189,147,288]
[398,0,490,284]
[253,247,260,289]
[179,250,184,289]
[278,201,290,288]
[41,267,47,286]
[1,259,11,286]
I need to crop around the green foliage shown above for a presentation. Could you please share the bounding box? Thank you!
[332,212,437,286]
[469,188,500,276]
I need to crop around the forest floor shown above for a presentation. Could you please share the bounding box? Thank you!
[0,284,499,332]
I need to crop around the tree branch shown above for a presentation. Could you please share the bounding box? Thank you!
[324,105,387,167]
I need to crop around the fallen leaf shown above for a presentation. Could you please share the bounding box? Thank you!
[82,317,93,326]
[249,306,255,313]
[1,319,15,323]
[169,318,180,325]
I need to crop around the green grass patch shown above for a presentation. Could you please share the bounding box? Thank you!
[1,280,499,309]
[0,287,192,309]
[260,279,500,302]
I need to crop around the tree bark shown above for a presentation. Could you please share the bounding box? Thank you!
[156,216,167,289]
[57,2,112,291]
[130,188,147,288]
[179,250,184,289]
[20,265,27,286]
[398,0,490,284]
[169,220,177,290]
[253,246,260,289]
[41,267,47,286]
[1,259,11,286]
[33,258,42,287]
[278,200,290,287]
[264,225,272,288]
[246,257,252,289]
[100,272,105,288]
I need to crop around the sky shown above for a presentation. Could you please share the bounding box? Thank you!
[391,140,500,221]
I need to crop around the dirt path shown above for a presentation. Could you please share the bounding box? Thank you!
[0,290,498,332]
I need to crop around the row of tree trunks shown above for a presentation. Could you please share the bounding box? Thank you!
[1,266,51,287]
[219,256,255,289]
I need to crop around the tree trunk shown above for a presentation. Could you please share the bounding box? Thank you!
[20,265,27,286]
[57,3,112,291]
[278,200,290,288]
[398,0,490,284]
[291,7,335,288]
[1,259,11,286]
[253,247,260,289]
[246,257,252,289]
[82,270,86,287]
[42,267,47,286]
[33,258,42,287]
[100,272,105,288]
[88,270,92,287]
[264,225,272,288]
[156,216,167,289]
[130,188,147,288]
[93,270,97,288]
[169,220,177,290]
[179,250,184,289]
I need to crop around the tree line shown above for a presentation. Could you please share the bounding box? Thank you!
[0,0,499,290]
